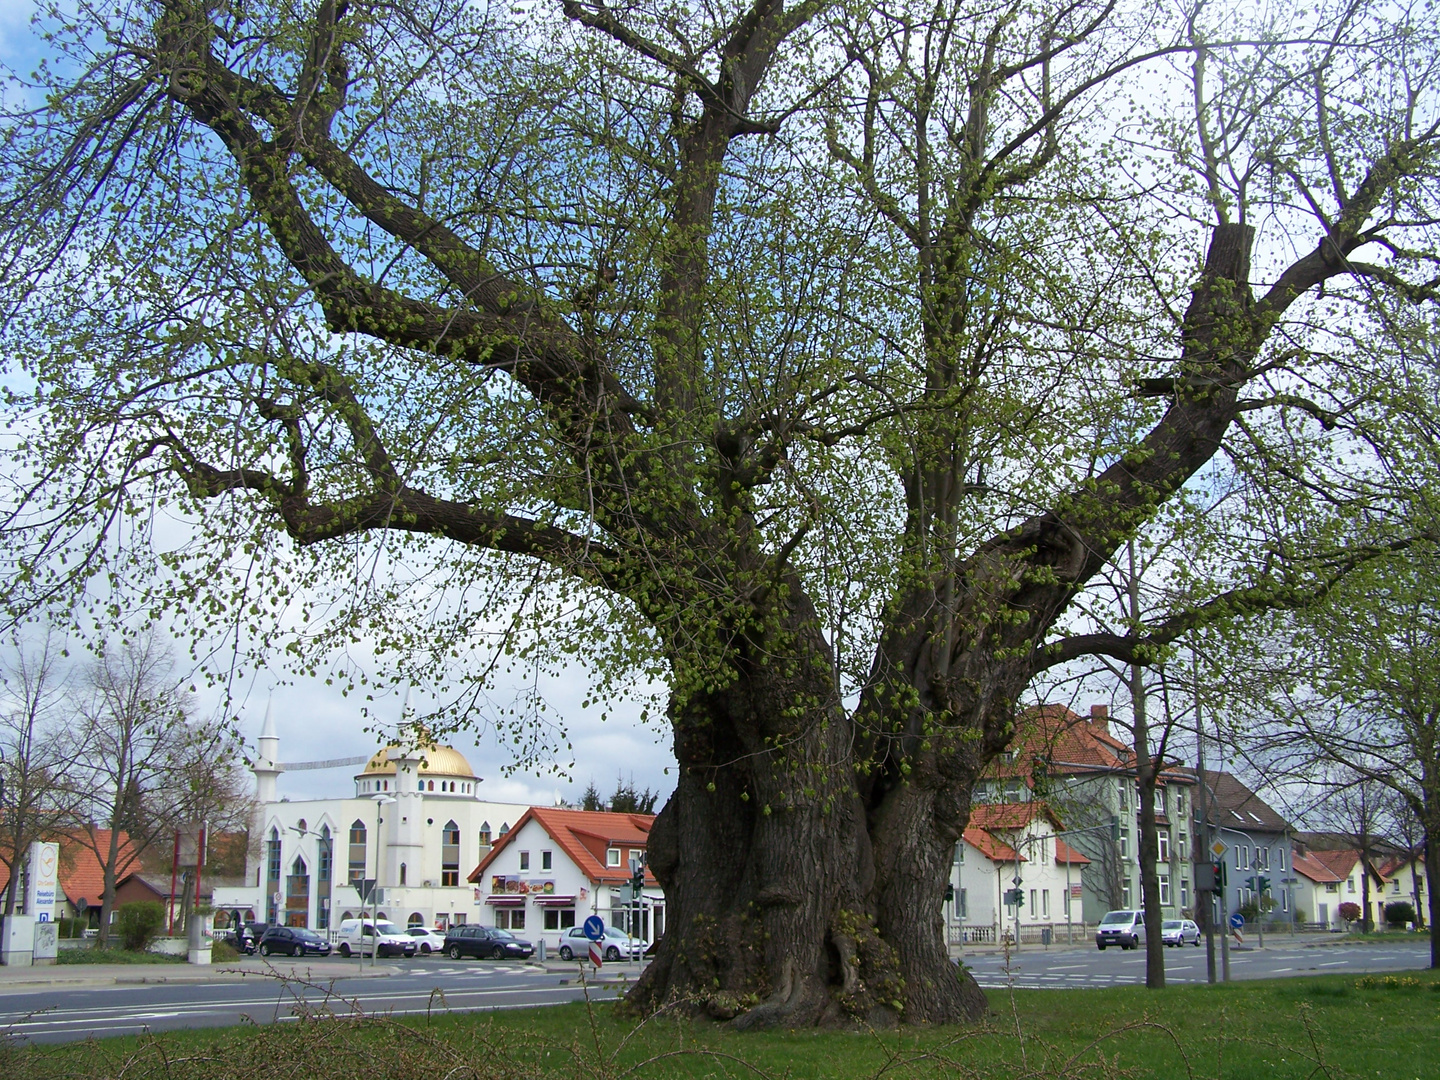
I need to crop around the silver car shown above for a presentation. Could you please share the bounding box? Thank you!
[557,925,647,961]
[1161,918,1201,947]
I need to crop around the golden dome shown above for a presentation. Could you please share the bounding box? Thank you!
[360,744,477,778]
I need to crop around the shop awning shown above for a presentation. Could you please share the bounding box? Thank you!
[531,895,577,906]
[485,895,525,906]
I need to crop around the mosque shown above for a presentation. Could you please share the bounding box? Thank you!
[212,704,530,932]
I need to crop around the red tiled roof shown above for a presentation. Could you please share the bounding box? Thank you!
[1292,852,1343,884]
[969,802,1063,831]
[1055,838,1091,865]
[963,827,1023,863]
[988,705,1193,787]
[1308,849,1360,880]
[0,830,139,908]
[468,807,657,887]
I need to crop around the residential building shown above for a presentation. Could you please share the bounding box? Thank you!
[1289,841,1388,929]
[948,802,1088,942]
[976,704,1198,924]
[468,806,662,949]
[212,705,529,932]
[1376,852,1428,927]
[1291,850,1346,927]
[1194,771,1294,926]
[0,829,138,931]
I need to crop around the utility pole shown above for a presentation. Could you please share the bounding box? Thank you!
[1195,650,1217,984]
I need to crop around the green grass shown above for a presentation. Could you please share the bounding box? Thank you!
[8,970,1440,1079]
[55,948,186,966]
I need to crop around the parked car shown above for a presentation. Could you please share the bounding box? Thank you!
[406,926,448,954]
[557,925,646,962]
[258,925,333,957]
[1095,909,1146,950]
[1160,919,1201,947]
[335,918,418,958]
[442,925,535,960]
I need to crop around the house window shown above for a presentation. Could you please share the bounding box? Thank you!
[1042,890,1050,917]
[1325,882,1338,893]
[1181,878,1190,908]
[1392,879,1401,894]
[1122,882,1132,908]
[1029,888,1037,914]
[1348,878,1356,893]
[1159,874,1171,906]
[1260,846,1269,869]
[1005,780,1022,803]
[348,820,367,886]
[959,888,968,919]
[543,908,577,931]
[1281,890,1288,911]
[441,821,460,886]
[1278,847,1286,871]
[1118,780,1129,811]
[1158,831,1170,862]
[1119,828,1129,859]
[541,850,552,871]
[1178,831,1188,860]
[519,851,530,872]
[607,848,621,867]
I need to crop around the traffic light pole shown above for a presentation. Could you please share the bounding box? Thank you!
[1195,653,1219,984]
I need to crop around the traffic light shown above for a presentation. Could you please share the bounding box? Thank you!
[945,882,955,903]
[630,864,645,900]
[1257,876,1270,894]
[1004,888,1025,908]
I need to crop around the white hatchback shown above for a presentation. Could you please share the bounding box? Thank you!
[406,926,449,954]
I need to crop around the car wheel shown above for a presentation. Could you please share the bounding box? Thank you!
[339,943,351,957]
[448,944,462,960]
[605,945,621,961]
[421,943,431,955]
[488,944,503,960]
[559,945,573,960]
[259,943,271,956]
[1096,943,1105,950]
[291,944,301,957]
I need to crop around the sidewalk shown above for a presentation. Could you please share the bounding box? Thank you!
[0,956,402,992]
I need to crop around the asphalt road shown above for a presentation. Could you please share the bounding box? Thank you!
[963,938,1434,989]
[0,959,630,1045]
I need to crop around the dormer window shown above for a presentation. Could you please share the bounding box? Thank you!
[607,848,621,867]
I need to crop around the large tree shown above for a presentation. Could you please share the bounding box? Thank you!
[2,0,1438,1024]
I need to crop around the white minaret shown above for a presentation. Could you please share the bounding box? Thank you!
[386,691,426,889]
[254,699,282,805]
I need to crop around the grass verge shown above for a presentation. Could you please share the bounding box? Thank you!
[7,969,1439,1079]
[55,948,186,966]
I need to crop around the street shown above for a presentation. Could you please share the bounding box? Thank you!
[0,958,629,1045]
[963,938,1434,989]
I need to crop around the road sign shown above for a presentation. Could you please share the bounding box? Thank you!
[589,940,603,968]
[1210,840,1228,857]
[583,914,606,941]
[1228,913,1244,929]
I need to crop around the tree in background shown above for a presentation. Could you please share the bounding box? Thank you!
[67,636,198,946]
[608,775,660,815]
[2,0,1438,1023]
[0,632,83,914]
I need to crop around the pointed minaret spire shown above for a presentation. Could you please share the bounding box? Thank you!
[254,695,281,804]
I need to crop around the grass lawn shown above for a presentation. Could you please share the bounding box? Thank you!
[8,970,1439,1079]
[55,948,186,966]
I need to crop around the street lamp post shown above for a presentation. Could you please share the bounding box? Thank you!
[368,794,395,970]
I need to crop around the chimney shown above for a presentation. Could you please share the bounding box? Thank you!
[1090,704,1108,735]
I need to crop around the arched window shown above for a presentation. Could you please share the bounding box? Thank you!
[348,820,367,885]
[408,912,424,928]
[399,862,407,885]
[442,820,461,886]
[479,822,492,846]
[341,911,354,922]
[428,780,435,791]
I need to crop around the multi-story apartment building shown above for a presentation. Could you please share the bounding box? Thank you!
[974,704,1199,924]
[1194,771,1295,927]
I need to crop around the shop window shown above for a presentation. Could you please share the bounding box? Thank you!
[544,908,577,931]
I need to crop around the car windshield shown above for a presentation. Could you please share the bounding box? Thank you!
[1162,921,1182,929]
[408,928,430,936]
[1100,912,1134,925]
[294,929,322,942]
[490,929,516,940]
[375,923,402,935]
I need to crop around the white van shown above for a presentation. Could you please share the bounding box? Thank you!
[1095,909,1146,951]
[335,918,418,958]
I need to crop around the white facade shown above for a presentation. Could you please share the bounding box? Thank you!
[213,709,528,932]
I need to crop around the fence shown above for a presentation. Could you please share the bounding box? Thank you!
[949,922,1090,946]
